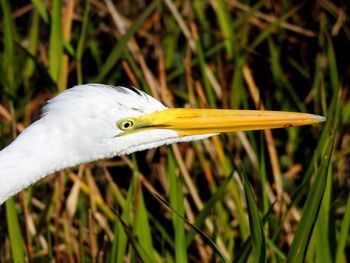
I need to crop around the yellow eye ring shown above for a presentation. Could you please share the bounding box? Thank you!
[118,119,135,130]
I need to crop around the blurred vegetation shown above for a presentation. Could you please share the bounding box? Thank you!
[0,0,349,262]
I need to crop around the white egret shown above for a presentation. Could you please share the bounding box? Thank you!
[0,84,325,204]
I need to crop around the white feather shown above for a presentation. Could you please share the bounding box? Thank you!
[0,84,211,204]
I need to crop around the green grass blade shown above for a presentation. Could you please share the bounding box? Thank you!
[238,165,266,263]
[1,0,18,96]
[124,50,150,92]
[109,220,118,262]
[31,0,49,23]
[342,99,350,125]
[268,38,307,112]
[114,210,154,263]
[134,188,156,262]
[214,0,234,58]
[86,22,103,71]
[48,0,63,82]
[76,0,90,84]
[234,237,252,263]
[148,213,175,248]
[326,34,339,92]
[163,18,181,69]
[167,43,225,81]
[291,84,339,204]
[266,238,287,262]
[234,202,276,263]
[192,30,216,108]
[192,0,211,47]
[153,191,229,263]
[186,172,233,247]
[114,217,128,263]
[259,131,269,214]
[314,167,333,262]
[5,198,26,263]
[15,43,57,91]
[335,194,350,263]
[113,177,134,263]
[95,0,160,82]
[232,0,266,30]
[266,237,287,261]
[230,57,245,109]
[168,149,188,263]
[113,174,154,263]
[76,0,90,61]
[23,10,40,81]
[315,165,335,263]
[249,6,299,50]
[288,132,336,263]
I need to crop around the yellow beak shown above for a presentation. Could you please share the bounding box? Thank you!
[120,108,326,136]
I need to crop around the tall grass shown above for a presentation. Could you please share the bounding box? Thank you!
[0,0,349,262]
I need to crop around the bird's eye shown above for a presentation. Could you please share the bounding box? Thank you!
[118,119,135,130]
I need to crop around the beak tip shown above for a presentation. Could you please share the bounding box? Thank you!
[315,115,327,123]
[306,113,326,123]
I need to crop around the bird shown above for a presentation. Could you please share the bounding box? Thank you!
[0,84,326,205]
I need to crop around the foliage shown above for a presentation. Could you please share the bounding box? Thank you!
[0,0,349,262]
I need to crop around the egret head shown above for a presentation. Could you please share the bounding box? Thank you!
[40,84,325,165]
[41,85,215,164]
[41,84,181,162]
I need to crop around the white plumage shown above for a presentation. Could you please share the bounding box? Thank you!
[0,84,210,204]
[0,84,325,204]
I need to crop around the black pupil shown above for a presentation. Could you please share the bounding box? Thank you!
[124,122,131,128]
